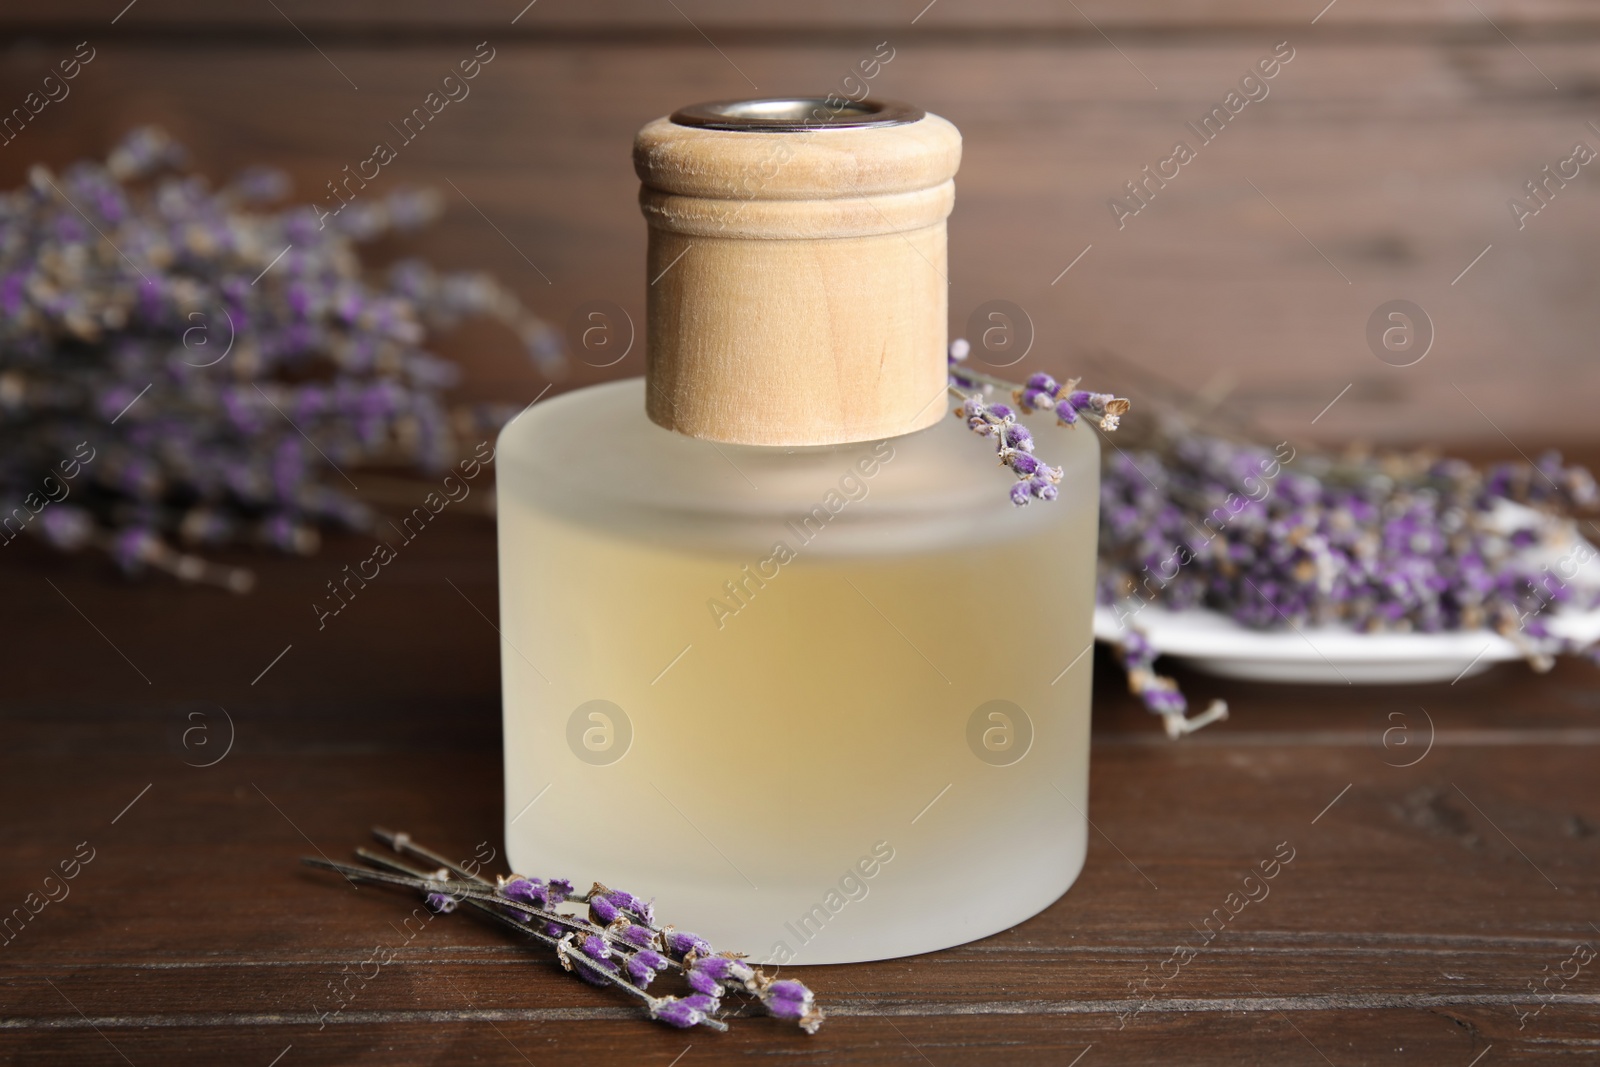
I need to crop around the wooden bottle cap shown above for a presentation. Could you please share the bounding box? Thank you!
[635,98,962,446]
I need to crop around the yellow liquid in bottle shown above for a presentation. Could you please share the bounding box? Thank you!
[498,380,1097,963]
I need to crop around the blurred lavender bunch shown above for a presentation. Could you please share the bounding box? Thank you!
[308,829,823,1035]
[1100,421,1600,733]
[0,127,563,590]
[947,337,1129,505]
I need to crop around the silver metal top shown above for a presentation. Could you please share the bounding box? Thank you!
[669,97,925,133]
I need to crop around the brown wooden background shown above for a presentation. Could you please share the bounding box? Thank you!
[3,0,1598,447]
[4,4,1600,1065]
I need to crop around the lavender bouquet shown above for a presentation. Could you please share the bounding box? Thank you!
[1097,423,1600,727]
[949,338,1600,735]
[0,127,562,589]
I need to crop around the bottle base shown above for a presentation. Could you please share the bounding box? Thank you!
[505,821,1087,965]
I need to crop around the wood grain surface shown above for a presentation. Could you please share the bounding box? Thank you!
[1,498,1598,1065]
[1,3,1597,444]
[2,3,1599,1063]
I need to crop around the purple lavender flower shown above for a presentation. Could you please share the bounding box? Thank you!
[1004,423,1033,451]
[651,993,722,1029]
[570,956,621,986]
[313,829,829,1036]
[692,955,754,983]
[945,341,1124,507]
[1097,427,1599,732]
[617,923,657,949]
[764,980,813,1013]
[687,955,756,997]
[663,929,713,960]
[685,965,725,997]
[589,894,621,924]
[760,979,824,1034]
[625,949,671,988]
[500,876,549,919]
[3,127,566,589]
[593,887,654,925]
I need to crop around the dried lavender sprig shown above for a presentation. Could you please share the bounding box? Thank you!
[950,389,1064,505]
[948,340,1129,430]
[946,339,1129,507]
[304,858,729,1031]
[353,850,675,972]
[1113,627,1230,738]
[353,851,704,1017]
[489,867,824,1031]
[305,832,825,1034]
[372,827,492,885]
[306,857,507,905]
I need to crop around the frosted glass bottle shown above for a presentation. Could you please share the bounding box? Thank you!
[497,381,1098,963]
[498,99,1099,964]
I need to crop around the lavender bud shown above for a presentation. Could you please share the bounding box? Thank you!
[424,892,457,914]
[603,889,655,924]
[572,956,621,986]
[761,979,812,1017]
[651,999,701,1028]
[762,979,823,1032]
[501,876,549,916]
[764,992,810,1020]
[664,929,713,960]
[693,955,755,992]
[626,949,670,987]
[685,967,724,997]
[651,993,721,1029]
[589,895,620,924]
[767,979,813,1001]
[1018,387,1051,411]
[617,923,657,949]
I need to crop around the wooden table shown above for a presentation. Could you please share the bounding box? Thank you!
[3,507,1597,1065]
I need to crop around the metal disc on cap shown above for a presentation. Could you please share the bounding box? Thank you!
[670,97,926,133]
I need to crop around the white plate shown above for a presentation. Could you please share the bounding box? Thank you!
[1092,509,1600,685]
[1092,602,1600,684]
